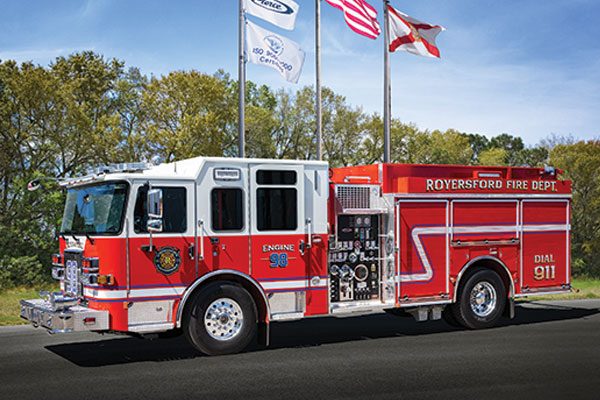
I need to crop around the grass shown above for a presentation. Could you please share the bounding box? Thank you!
[1,279,599,326]
[0,286,57,326]
[519,278,600,301]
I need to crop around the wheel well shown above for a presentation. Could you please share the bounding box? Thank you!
[454,257,514,302]
[177,272,269,328]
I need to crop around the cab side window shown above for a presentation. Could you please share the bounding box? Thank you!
[134,186,187,233]
[256,170,298,231]
[212,188,244,231]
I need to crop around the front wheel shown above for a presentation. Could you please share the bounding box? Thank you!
[451,269,506,329]
[183,282,257,356]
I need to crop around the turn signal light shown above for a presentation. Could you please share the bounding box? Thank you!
[52,254,63,266]
[96,274,114,286]
[82,257,99,271]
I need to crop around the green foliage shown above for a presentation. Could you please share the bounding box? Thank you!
[550,140,600,277]
[0,256,48,289]
[408,129,473,165]
[0,51,596,283]
[478,148,508,166]
[141,70,234,161]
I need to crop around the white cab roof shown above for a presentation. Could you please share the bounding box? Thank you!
[63,156,329,186]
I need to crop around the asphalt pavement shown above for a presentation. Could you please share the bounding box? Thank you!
[1,299,599,400]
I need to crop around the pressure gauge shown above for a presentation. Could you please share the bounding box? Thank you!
[340,264,354,280]
[354,264,369,282]
[330,264,340,276]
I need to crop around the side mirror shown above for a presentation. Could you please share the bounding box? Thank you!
[147,218,163,233]
[142,187,163,252]
[147,188,163,219]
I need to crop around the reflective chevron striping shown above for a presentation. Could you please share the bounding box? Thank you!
[399,224,570,282]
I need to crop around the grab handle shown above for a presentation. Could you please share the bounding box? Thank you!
[198,219,205,260]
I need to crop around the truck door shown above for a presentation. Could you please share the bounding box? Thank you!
[126,181,196,331]
[249,164,308,318]
[197,163,250,275]
[129,182,197,287]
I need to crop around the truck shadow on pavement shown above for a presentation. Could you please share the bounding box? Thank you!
[45,302,599,367]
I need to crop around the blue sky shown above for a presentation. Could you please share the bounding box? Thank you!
[1,0,599,144]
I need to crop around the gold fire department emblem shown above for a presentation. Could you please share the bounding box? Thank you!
[154,247,181,275]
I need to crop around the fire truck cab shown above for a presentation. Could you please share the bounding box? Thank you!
[21,157,572,355]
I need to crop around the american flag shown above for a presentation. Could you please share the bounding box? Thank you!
[325,0,381,40]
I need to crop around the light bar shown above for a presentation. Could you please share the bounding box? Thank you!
[59,162,153,187]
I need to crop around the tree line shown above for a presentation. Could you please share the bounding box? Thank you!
[0,51,598,286]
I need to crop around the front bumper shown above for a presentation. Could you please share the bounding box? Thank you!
[20,298,109,333]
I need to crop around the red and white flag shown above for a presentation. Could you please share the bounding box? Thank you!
[387,5,444,58]
[325,0,381,40]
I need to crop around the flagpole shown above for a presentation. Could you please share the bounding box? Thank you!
[382,0,391,163]
[238,0,246,158]
[315,0,323,160]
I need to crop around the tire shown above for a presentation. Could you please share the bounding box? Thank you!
[451,269,506,329]
[157,328,182,339]
[183,282,257,356]
[441,306,461,327]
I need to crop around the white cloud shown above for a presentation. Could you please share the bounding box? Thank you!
[265,13,600,144]
[0,48,84,63]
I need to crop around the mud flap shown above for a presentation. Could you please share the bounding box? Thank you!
[503,297,515,319]
[257,321,270,347]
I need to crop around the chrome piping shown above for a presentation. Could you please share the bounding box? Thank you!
[198,220,205,260]
[194,183,199,277]
[445,200,450,294]
[514,289,570,298]
[125,218,130,296]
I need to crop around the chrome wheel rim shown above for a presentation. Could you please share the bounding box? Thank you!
[469,281,497,317]
[204,298,243,341]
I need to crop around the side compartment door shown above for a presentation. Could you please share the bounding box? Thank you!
[197,163,250,275]
[520,200,570,292]
[249,164,308,318]
[396,200,449,301]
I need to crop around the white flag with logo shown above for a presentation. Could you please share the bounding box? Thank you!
[243,0,299,30]
[246,20,305,84]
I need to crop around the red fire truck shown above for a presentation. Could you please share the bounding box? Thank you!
[21,157,572,355]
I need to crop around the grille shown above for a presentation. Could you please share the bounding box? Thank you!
[63,251,83,297]
[336,185,371,209]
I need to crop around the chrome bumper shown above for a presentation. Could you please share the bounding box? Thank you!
[20,298,109,333]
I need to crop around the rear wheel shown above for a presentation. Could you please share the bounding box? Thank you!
[441,306,461,327]
[451,269,506,329]
[183,282,257,355]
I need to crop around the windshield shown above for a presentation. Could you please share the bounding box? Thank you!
[61,182,128,235]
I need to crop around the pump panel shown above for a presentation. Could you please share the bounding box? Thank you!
[329,215,380,302]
